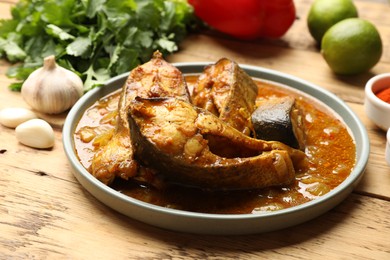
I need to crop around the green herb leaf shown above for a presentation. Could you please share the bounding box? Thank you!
[8,81,23,92]
[83,65,111,92]
[86,0,107,18]
[0,37,26,62]
[66,37,92,57]
[46,24,75,41]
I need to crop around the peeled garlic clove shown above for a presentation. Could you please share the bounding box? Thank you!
[15,119,55,149]
[0,107,37,128]
[21,55,84,115]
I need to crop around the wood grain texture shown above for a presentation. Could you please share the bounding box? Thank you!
[1,0,390,259]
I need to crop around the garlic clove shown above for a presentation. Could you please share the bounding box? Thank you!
[15,119,55,149]
[0,107,37,128]
[21,55,84,115]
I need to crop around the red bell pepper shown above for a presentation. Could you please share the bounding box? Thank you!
[188,0,296,40]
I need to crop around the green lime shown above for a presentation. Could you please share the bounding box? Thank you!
[307,0,358,43]
[321,18,382,75]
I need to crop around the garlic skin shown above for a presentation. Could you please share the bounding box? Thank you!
[15,119,55,149]
[21,55,83,114]
[0,107,37,128]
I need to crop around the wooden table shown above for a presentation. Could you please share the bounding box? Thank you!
[1,0,389,258]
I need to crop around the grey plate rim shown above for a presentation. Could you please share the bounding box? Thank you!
[63,62,370,235]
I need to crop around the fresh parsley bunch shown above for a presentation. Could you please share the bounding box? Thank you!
[0,0,194,92]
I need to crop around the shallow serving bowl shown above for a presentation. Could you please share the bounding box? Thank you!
[63,63,369,235]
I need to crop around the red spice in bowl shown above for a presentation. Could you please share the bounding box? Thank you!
[376,87,390,103]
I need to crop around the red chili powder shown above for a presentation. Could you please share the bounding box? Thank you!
[376,88,390,103]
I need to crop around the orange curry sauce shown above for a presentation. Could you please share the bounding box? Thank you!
[74,76,356,214]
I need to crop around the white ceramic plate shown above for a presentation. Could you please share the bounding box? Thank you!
[63,63,369,235]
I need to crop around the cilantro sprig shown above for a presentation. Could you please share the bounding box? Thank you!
[0,0,195,92]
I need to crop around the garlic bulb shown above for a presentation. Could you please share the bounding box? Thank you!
[21,55,83,114]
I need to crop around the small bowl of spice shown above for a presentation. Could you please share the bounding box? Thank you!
[364,73,390,131]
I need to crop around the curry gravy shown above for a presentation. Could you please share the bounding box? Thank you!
[74,76,356,214]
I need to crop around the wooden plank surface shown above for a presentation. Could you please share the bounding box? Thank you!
[1,0,390,259]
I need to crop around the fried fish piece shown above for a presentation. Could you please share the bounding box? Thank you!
[128,97,306,190]
[192,58,258,136]
[90,51,190,184]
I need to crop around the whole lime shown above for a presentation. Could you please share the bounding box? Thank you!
[321,18,382,75]
[307,0,358,44]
